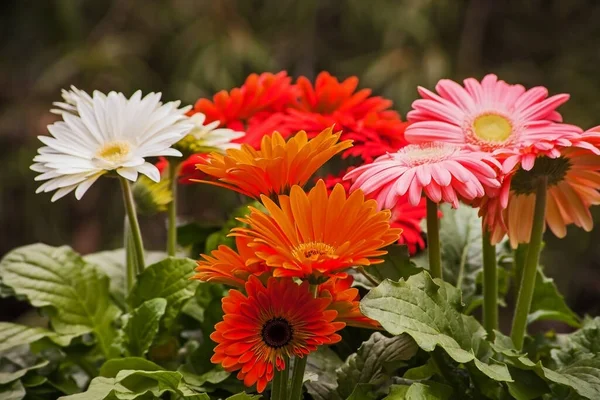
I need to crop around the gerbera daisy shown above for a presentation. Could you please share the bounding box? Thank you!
[195,127,352,199]
[31,88,193,201]
[498,144,600,248]
[231,180,401,280]
[318,275,380,329]
[344,142,501,210]
[211,276,344,393]
[193,236,270,288]
[191,71,297,147]
[405,74,583,171]
[284,72,409,161]
[323,171,427,255]
[173,112,245,155]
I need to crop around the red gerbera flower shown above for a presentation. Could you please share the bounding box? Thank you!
[284,72,409,162]
[191,71,297,148]
[318,275,380,329]
[211,276,344,393]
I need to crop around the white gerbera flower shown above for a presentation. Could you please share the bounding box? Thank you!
[175,113,245,153]
[31,87,194,201]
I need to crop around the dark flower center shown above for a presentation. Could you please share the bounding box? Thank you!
[261,317,293,349]
[511,156,571,195]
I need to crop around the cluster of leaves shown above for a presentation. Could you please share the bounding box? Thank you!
[1,204,598,399]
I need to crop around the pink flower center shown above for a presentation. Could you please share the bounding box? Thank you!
[395,143,460,167]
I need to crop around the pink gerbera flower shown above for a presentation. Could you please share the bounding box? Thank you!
[405,74,583,172]
[344,142,501,209]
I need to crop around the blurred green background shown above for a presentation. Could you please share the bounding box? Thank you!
[2,0,600,324]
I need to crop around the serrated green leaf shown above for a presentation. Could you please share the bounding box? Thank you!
[0,244,121,358]
[0,323,75,352]
[527,269,580,328]
[100,358,163,378]
[352,245,422,289]
[304,346,343,400]
[493,331,600,399]
[386,382,453,399]
[553,317,600,367]
[0,380,26,400]
[128,257,198,331]
[123,298,167,357]
[84,249,166,308]
[360,272,512,382]
[336,332,418,399]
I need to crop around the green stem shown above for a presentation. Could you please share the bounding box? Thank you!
[272,367,283,400]
[358,267,380,287]
[124,218,136,297]
[167,160,180,256]
[510,177,548,350]
[120,177,145,275]
[426,198,442,280]
[482,229,498,339]
[514,243,528,291]
[289,284,318,400]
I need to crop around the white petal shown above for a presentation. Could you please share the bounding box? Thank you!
[117,167,139,182]
[137,162,161,182]
[75,173,103,199]
[51,185,77,202]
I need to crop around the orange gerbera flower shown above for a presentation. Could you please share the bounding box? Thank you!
[192,236,270,288]
[232,180,401,280]
[211,276,344,393]
[319,275,380,329]
[194,127,352,199]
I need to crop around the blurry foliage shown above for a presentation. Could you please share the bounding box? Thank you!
[2,0,600,322]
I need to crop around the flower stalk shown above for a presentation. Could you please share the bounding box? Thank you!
[167,160,180,256]
[510,176,548,349]
[426,198,442,280]
[288,284,318,400]
[482,229,498,338]
[120,177,145,276]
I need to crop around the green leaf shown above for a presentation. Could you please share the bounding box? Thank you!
[0,323,74,352]
[123,298,167,357]
[360,271,512,382]
[304,346,343,400]
[506,366,550,400]
[346,383,378,400]
[336,332,418,399]
[128,257,198,331]
[0,244,121,358]
[528,269,580,328]
[58,377,129,400]
[100,358,163,378]
[553,317,600,367]
[84,249,166,308]
[0,360,48,385]
[225,393,262,400]
[386,382,453,399]
[0,380,26,400]
[352,245,422,289]
[493,331,600,399]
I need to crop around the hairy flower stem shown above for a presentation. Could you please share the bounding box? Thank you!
[120,177,145,277]
[167,160,180,256]
[482,229,498,338]
[511,177,548,349]
[289,284,318,400]
[426,198,442,280]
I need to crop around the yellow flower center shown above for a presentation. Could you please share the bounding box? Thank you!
[97,140,131,163]
[473,114,512,142]
[292,241,336,261]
